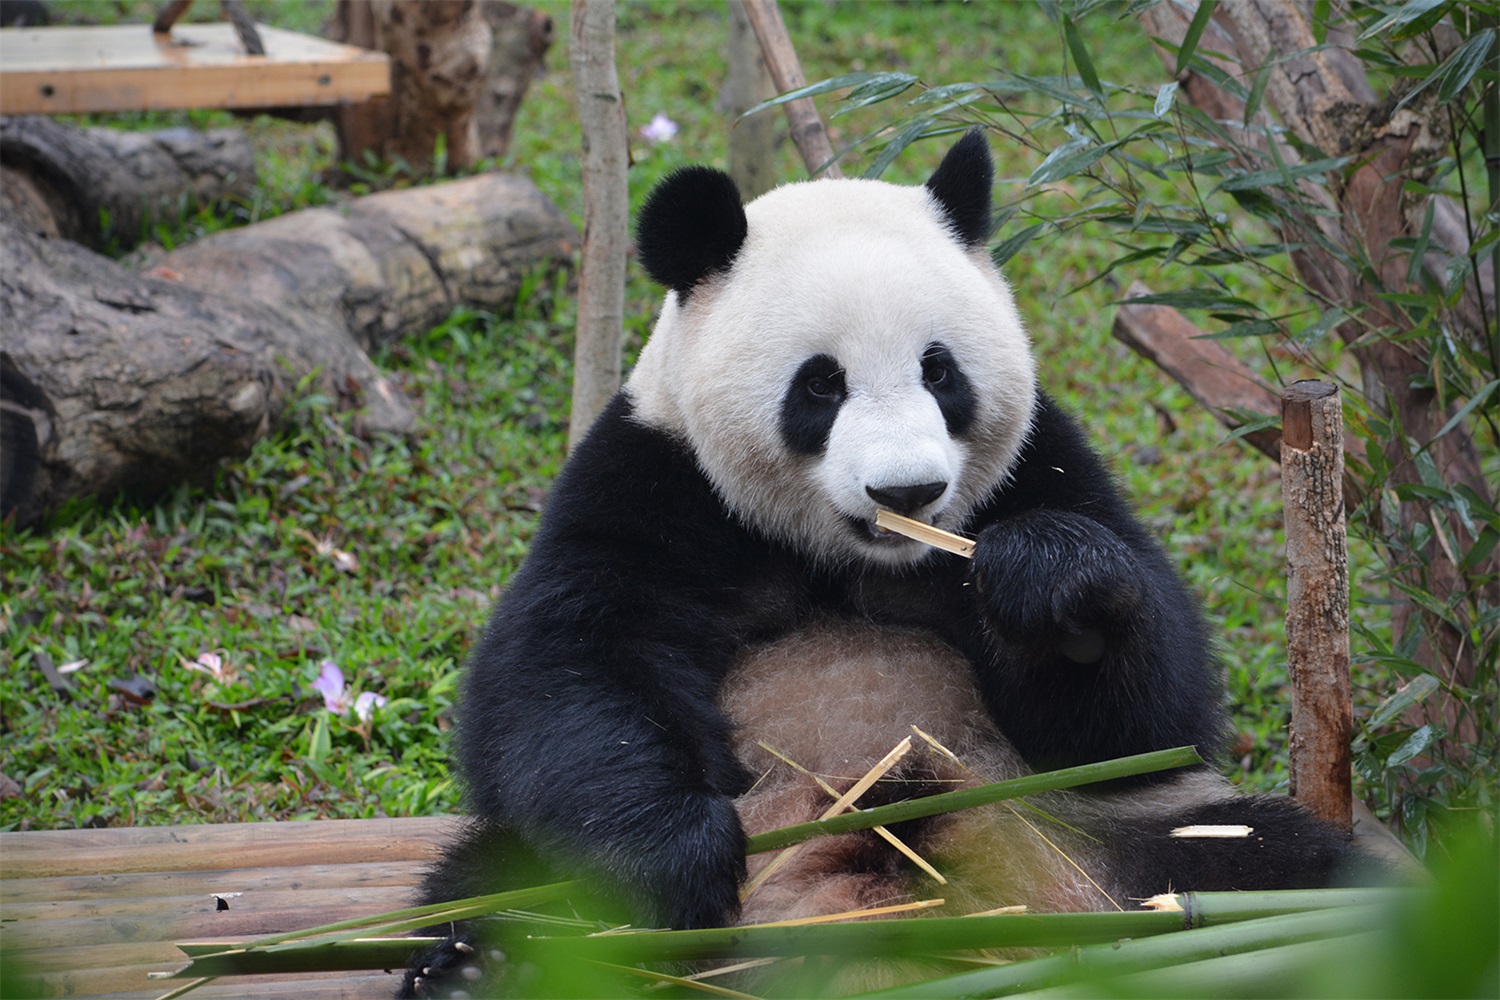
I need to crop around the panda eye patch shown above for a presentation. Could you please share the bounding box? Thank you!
[921,342,977,438]
[780,354,846,456]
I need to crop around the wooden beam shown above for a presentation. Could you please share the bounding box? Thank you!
[0,23,388,115]
[1,817,458,998]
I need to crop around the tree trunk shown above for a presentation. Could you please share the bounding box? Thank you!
[1,173,575,526]
[1134,1,1496,742]
[329,0,551,177]
[477,2,554,160]
[567,0,628,450]
[725,0,779,201]
[0,116,256,251]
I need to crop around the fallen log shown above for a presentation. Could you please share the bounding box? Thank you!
[0,115,256,251]
[1,172,576,526]
[150,172,576,351]
[0,221,407,528]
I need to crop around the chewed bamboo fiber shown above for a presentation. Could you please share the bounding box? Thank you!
[874,510,975,558]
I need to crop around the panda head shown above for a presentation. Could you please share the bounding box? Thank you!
[627,131,1038,568]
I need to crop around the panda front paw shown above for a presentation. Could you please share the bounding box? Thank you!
[399,932,498,999]
[634,789,748,930]
[973,512,1144,659]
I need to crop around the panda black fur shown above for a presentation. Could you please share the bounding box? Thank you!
[400,132,1361,998]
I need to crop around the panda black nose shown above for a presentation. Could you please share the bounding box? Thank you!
[866,482,947,516]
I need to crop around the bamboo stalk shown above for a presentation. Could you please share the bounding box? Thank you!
[758,740,947,884]
[854,905,1387,999]
[874,510,975,558]
[743,738,914,898]
[746,745,1202,854]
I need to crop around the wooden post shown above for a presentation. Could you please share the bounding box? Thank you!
[567,0,628,450]
[1281,380,1353,834]
[739,0,842,178]
[725,0,779,201]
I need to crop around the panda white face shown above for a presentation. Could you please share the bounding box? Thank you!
[628,138,1037,568]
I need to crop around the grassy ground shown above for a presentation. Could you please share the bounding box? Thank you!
[1,1,1344,832]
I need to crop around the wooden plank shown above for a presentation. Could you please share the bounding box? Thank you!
[0,817,456,999]
[2,815,457,877]
[0,23,389,115]
[2,860,427,906]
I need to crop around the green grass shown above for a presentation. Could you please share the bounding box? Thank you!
[2,1,1339,831]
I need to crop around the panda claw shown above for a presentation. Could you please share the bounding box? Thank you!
[454,940,474,954]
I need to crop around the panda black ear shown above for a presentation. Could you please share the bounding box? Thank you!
[635,166,748,296]
[924,129,993,249]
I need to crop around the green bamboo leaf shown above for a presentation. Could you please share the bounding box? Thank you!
[1387,724,1439,767]
[1202,319,1278,340]
[1120,289,1257,312]
[1396,29,1496,110]
[1437,30,1495,103]
[1218,156,1350,191]
[1366,674,1441,730]
[1154,81,1179,118]
[991,223,1047,268]
[1427,379,1500,446]
[1062,14,1103,97]
[1311,0,1331,45]
[740,72,889,119]
[832,73,920,117]
[863,115,940,179]
[1029,138,1124,187]
[1243,59,1272,125]
[1176,0,1219,78]
[1356,0,1451,42]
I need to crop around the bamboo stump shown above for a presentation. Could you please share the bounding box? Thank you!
[1281,380,1352,834]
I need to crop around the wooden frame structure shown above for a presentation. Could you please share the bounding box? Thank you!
[1,816,456,998]
[0,22,388,116]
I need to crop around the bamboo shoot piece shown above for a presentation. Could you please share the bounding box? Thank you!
[874,510,975,558]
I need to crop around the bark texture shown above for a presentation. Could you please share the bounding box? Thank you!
[328,0,552,177]
[1,173,575,526]
[567,0,628,449]
[1281,381,1353,833]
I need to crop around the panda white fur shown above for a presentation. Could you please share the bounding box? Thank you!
[400,132,1362,998]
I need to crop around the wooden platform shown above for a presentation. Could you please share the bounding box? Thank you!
[0,23,388,116]
[0,816,459,999]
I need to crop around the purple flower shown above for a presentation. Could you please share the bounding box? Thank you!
[313,660,386,720]
[312,660,351,714]
[640,113,678,145]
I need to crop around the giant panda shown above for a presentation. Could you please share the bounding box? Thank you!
[399,131,1363,998]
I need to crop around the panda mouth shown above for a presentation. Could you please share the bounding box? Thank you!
[848,514,921,546]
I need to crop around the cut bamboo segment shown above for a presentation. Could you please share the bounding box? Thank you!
[874,510,975,558]
[1170,825,1254,839]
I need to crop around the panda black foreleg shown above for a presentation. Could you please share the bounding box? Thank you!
[1106,795,1385,897]
[969,509,1226,774]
